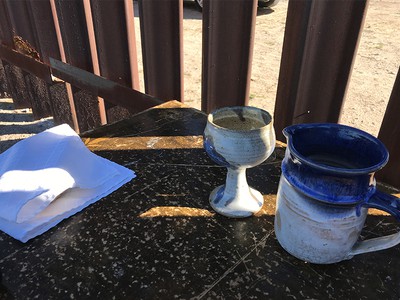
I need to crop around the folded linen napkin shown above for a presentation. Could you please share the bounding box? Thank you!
[0,124,135,242]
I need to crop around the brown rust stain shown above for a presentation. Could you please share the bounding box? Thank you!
[13,36,40,61]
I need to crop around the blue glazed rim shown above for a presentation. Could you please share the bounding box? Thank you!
[283,123,389,176]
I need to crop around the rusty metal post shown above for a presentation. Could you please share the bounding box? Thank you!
[0,2,13,47]
[0,60,8,97]
[272,0,312,140]
[5,0,54,119]
[89,0,135,124]
[27,1,61,65]
[50,0,79,131]
[52,0,101,133]
[124,0,140,91]
[274,0,368,141]
[0,4,10,97]
[28,0,73,127]
[377,67,400,188]
[0,0,31,108]
[201,0,258,113]
[138,0,183,102]
[83,0,107,125]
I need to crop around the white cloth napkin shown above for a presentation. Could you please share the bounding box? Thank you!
[0,124,135,242]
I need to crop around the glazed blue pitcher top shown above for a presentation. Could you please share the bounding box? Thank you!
[282,123,389,205]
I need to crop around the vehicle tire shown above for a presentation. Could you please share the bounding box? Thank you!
[258,0,279,8]
[194,0,203,11]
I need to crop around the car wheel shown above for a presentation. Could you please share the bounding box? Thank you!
[258,0,279,8]
[194,0,203,10]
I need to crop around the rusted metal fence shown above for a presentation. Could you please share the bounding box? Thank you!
[0,0,399,187]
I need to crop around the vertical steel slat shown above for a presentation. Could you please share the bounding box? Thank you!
[201,0,258,113]
[27,1,61,64]
[83,0,107,125]
[0,1,13,47]
[5,0,40,52]
[5,0,41,122]
[50,0,79,131]
[0,0,31,108]
[53,0,93,71]
[377,67,400,188]
[5,0,55,119]
[272,0,312,140]
[0,1,12,97]
[29,0,73,128]
[53,0,101,133]
[124,0,140,91]
[274,0,368,141]
[138,0,183,101]
[89,0,133,124]
[0,60,7,97]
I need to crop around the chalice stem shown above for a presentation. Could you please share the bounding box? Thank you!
[224,167,249,200]
[218,167,263,214]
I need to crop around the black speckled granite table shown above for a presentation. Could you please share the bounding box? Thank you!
[0,101,399,299]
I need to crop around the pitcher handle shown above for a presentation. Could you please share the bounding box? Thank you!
[349,190,400,256]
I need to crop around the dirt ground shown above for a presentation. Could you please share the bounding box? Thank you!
[0,0,399,153]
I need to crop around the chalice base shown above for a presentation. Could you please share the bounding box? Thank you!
[209,185,264,218]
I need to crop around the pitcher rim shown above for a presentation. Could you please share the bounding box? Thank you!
[283,123,389,175]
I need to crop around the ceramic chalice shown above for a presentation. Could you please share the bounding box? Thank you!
[203,106,275,217]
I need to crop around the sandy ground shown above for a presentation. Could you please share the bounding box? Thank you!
[0,0,399,153]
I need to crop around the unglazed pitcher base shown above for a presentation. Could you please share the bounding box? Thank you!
[209,185,263,218]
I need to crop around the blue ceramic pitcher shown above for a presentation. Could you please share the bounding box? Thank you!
[275,123,400,264]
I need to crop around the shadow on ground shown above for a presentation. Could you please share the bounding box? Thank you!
[0,98,54,154]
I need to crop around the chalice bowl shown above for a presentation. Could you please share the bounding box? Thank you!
[204,106,275,218]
